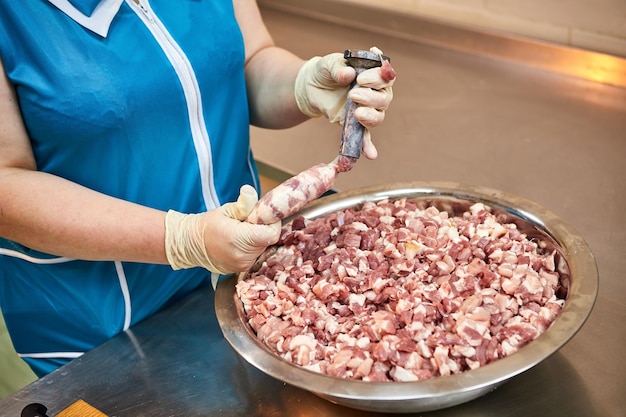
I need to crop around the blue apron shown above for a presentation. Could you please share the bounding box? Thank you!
[0,0,258,376]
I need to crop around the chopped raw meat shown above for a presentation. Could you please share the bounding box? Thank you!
[236,199,567,381]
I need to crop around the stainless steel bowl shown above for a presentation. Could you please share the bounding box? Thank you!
[215,182,598,413]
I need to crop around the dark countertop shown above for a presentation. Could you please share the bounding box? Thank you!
[1,2,624,416]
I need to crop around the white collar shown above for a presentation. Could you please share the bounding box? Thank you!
[47,0,125,37]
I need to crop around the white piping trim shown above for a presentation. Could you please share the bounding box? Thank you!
[0,248,74,264]
[11,261,131,361]
[114,261,132,331]
[211,272,220,290]
[47,0,124,37]
[19,351,84,359]
[128,0,220,210]
[247,146,260,193]
[124,329,146,359]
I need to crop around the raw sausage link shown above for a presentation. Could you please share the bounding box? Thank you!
[380,59,396,82]
[246,163,337,224]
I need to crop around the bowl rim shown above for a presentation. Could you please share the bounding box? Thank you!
[215,181,598,403]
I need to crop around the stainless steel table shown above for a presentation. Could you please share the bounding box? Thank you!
[1,2,624,416]
[0,284,613,417]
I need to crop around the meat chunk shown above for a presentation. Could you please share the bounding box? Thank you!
[237,199,567,381]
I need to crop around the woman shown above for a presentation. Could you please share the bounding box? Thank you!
[0,0,394,377]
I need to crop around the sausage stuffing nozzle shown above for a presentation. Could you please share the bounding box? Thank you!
[339,49,390,159]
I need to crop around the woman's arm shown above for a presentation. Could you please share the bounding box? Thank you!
[233,0,395,137]
[0,58,278,273]
[233,0,309,129]
[0,59,169,263]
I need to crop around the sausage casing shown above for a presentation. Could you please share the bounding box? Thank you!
[246,163,337,224]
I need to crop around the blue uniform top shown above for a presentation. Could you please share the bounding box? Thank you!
[0,0,259,376]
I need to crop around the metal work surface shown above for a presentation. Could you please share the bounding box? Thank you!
[0,283,607,417]
[216,182,599,414]
[1,3,625,417]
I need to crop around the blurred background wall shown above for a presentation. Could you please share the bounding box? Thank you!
[331,0,626,57]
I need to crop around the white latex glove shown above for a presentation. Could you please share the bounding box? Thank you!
[165,185,281,274]
[294,46,396,159]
